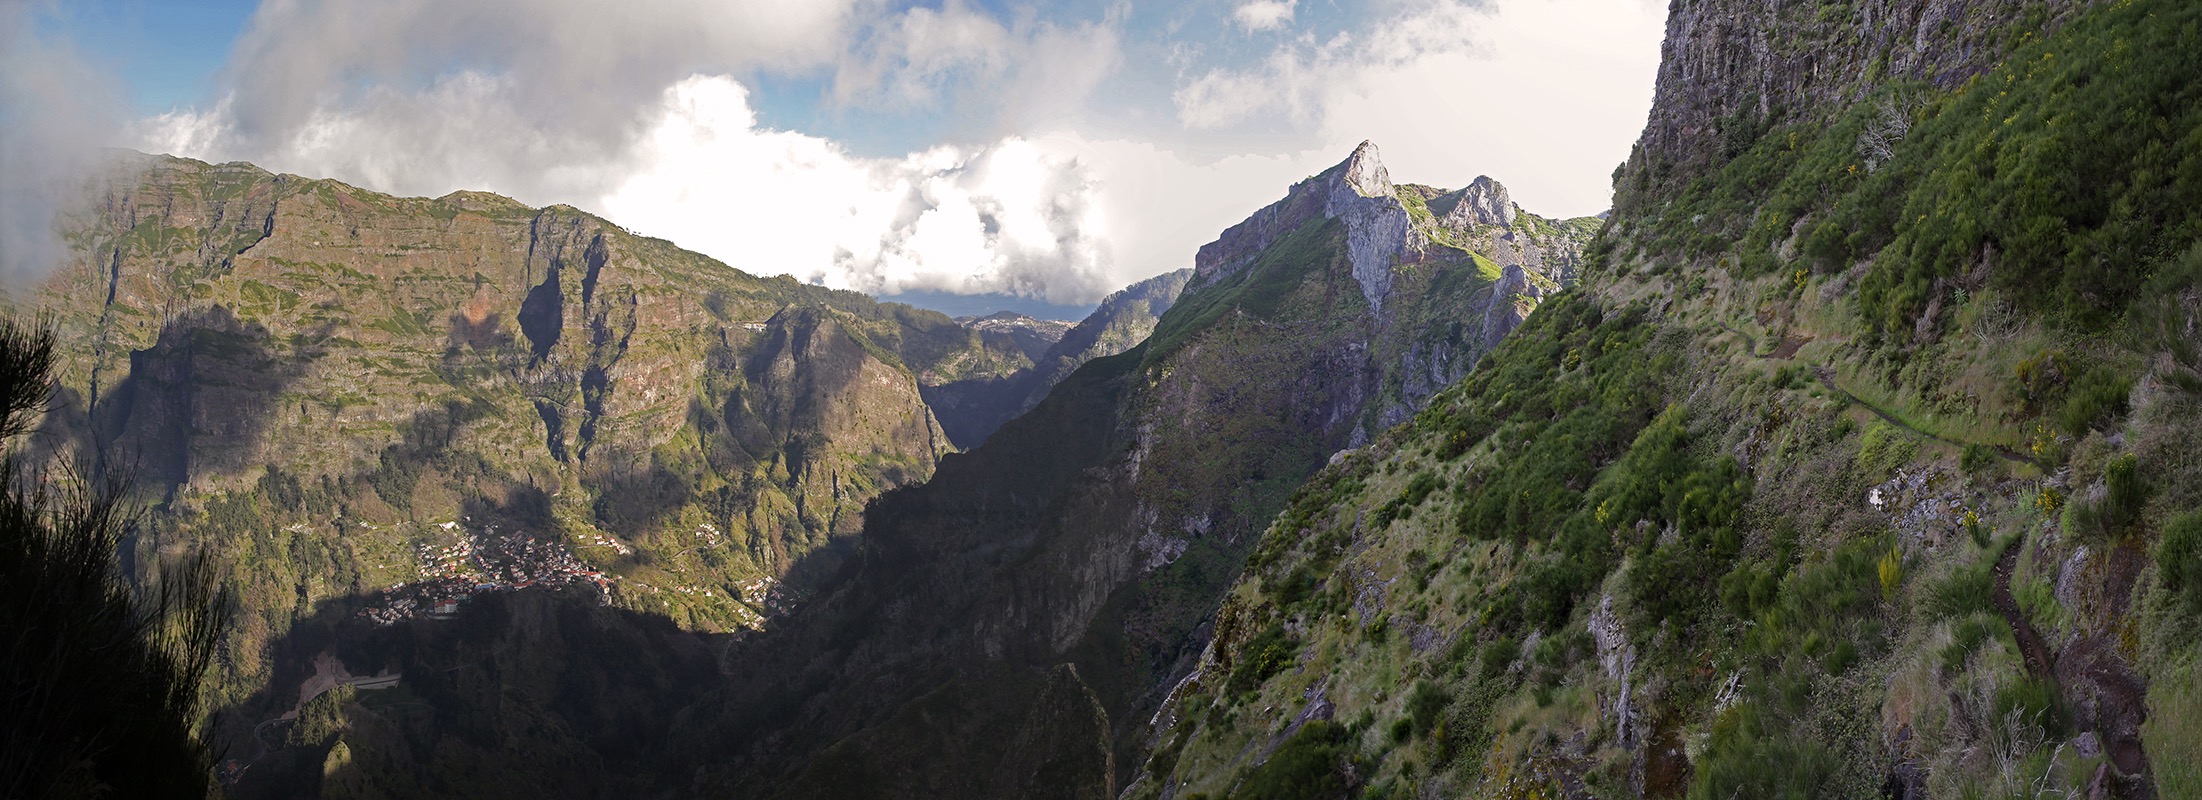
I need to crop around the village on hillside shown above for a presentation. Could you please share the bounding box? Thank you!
[354,519,611,626]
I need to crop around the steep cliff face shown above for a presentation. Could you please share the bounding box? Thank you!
[43,156,975,537]
[677,143,1597,797]
[1620,0,2096,200]
[1139,1,2202,798]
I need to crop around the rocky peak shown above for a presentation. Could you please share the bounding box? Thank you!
[1441,175,1516,229]
[1335,140,1394,200]
[1191,141,1413,312]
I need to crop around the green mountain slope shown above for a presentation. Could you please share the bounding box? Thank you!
[1136,1,2202,798]
[16,152,1058,784]
[673,143,1598,797]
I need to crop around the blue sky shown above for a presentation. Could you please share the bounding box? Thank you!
[8,0,1669,314]
[36,0,253,113]
[60,0,1364,155]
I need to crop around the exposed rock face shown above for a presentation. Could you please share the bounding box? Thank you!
[1443,175,1516,229]
[1480,263,1547,352]
[1326,146,1414,311]
[1196,141,1425,312]
[40,158,977,550]
[954,311,1073,363]
[1624,0,2097,192]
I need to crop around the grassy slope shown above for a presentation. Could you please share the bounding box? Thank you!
[1139,1,2202,797]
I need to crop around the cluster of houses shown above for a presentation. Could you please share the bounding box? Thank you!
[355,520,613,626]
[693,522,726,548]
[577,530,635,555]
[735,575,794,617]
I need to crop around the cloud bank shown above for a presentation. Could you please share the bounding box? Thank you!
[1,0,123,287]
[121,0,1663,305]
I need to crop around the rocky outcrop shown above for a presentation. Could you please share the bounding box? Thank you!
[1441,175,1516,229]
[1480,264,1547,352]
[1194,141,1425,312]
[1623,0,2098,194]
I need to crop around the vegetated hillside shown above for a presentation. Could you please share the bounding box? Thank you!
[14,152,1060,791]
[923,269,1193,448]
[1137,0,2202,797]
[672,142,1599,797]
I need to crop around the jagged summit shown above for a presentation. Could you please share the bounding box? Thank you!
[1335,140,1394,199]
[1189,141,1414,307]
[1438,175,1516,229]
[1191,141,1585,314]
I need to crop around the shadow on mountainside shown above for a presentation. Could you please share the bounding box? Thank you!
[34,306,331,499]
[215,486,723,800]
[666,348,1155,798]
[194,379,895,798]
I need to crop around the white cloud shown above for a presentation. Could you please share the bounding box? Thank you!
[1171,44,1326,129]
[833,4,1123,136]
[1232,0,1297,32]
[601,76,1118,304]
[1174,0,1666,218]
[126,0,1664,304]
[140,0,863,207]
[1,1,123,287]
[832,0,1013,108]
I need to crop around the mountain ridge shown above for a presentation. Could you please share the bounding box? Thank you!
[672,141,1596,797]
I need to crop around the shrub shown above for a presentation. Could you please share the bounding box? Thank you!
[1373,470,1443,529]
[1720,559,1785,618]
[1688,705,1843,800]
[2106,454,2147,526]
[1235,721,1363,800]
[2067,454,2149,540]
[2056,369,2132,436]
[1960,443,1999,476]
[1940,614,2008,671]
[0,318,231,798]
[2012,350,2072,412]
[1406,680,1449,739]
[1877,544,1904,601]
[1925,561,1996,621]
[2159,513,2202,616]
[1995,676,2068,738]
[1856,421,1919,478]
[1225,623,1297,697]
